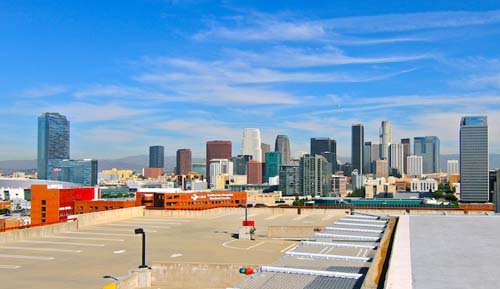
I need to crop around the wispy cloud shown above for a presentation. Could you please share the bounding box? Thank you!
[20,85,68,98]
[195,10,500,42]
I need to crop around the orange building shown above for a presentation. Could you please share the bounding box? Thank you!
[0,218,21,231]
[31,185,95,225]
[74,199,137,214]
[0,201,12,210]
[136,191,247,210]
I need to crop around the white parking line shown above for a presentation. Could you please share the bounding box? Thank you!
[44,236,125,242]
[325,247,335,254]
[64,231,137,237]
[265,214,283,220]
[106,224,171,229]
[280,243,298,253]
[0,265,21,269]
[246,242,265,250]
[120,220,182,225]
[20,240,105,247]
[81,227,158,233]
[113,250,126,254]
[0,246,81,253]
[0,254,54,261]
[133,218,191,222]
[322,215,334,221]
[239,214,258,220]
[207,213,235,220]
[356,249,362,257]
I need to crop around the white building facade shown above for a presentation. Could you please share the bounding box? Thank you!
[241,128,263,162]
[447,160,459,175]
[407,155,423,177]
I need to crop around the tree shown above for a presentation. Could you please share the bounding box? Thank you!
[444,193,458,202]
[348,188,365,198]
[433,190,444,199]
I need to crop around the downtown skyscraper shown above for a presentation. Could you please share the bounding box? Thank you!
[206,140,232,184]
[310,137,337,174]
[275,135,291,165]
[241,128,262,162]
[460,116,489,202]
[176,149,192,175]
[149,145,165,169]
[414,136,440,174]
[379,120,392,160]
[37,112,70,180]
[351,124,364,174]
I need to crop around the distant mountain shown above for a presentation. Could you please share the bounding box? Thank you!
[0,155,205,173]
[1,154,499,173]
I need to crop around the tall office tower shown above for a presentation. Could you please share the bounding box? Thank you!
[37,112,70,180]
[389,144,404,176]
[310,137,337,174]
[265,152,281,182]
[247,160,263,184]
[460,116,489,202]
[401,138,411,175]
[379,120,392,160]
[300,154,331,196]
[371,141,381,162]
[260,143,271,162]
[206,140,232,185]
[414,136,440,174]
[495,170,500,213]
[375,160,388,178]
[275,135,291,165]
[176,149,192,175]
[363,142,372,174]
[351,124,364,174]
[407,155,423,177]
[241,128,262,162]
[47,159,98,186]
[209,159,233,189]
[230,155,252,175]
[279,164,300,196]
[447,160,459,175]
[149,146,164,169]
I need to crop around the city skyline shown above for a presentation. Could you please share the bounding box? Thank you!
[1,2,500,160]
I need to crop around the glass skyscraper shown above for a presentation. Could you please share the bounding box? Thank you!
[149,145,165,169]
[264,151,281,182]
[37,112,70,180]
[47,159,98,186]
[275,135,291,165]
[414,136,440,174]
[460,116,489,202]
[310,137,336,174]
[351,124,364,174]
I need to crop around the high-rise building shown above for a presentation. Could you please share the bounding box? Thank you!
[389,143,404,176]
[247,160,263,184]
[447,160,459,175]
[401,138,411,175]
[407,155,423,177]
[242,128,262,162]
[279,164,300,196]
[230,155,252,175]
[310,137,336,174]
[176,149,192,175]
[206,140,232,185]
[275,135,291,165]
[37,112,70,180]
[265,152,281,182]
[209,159,233,189]
[47,159,98,186]
[192,163,207,178]
[460,116,489,202]
[371,140,381,162]
[375,160,388,178]
[149,146,164,169]
[363,142,372,174]
[260,143,271,163]
[495,170,500,213]
[351,124,364,174]
[300,154,331,196]
[379,120,392,160]
[414,136,440,174]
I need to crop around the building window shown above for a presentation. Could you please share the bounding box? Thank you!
[41,200,46,205]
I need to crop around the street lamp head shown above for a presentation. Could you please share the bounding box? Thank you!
[102,275,119,281]
[134,228,144,234]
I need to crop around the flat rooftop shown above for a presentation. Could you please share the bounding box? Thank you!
[388,214,500,289]
[0,208,341,289]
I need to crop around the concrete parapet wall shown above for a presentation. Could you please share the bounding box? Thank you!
[267,225,317,238]
[151,261,261,289]
[0,221,77,244]
[361,217,397,289]
[145,207,349,218]
[77,206,145,228]
[115,269,151,289]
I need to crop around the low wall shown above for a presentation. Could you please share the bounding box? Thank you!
[267,225,317,238]
[361,217,397,289]
[0,221,77,244]
[145,207,349,218]
[151,261,262,289]
[77,206,145,228]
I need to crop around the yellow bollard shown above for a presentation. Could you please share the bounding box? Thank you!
[102,283,116,289]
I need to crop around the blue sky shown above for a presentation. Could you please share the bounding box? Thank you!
[1,0,500,160]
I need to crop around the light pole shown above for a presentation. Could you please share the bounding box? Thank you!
[134,228,148,269]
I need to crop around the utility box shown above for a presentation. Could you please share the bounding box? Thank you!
[242,220,255,227]
[238,226,255,240]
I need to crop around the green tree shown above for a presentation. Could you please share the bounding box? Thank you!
[433,190,444,199]
[348,188,365,198]
[444,193,458,202]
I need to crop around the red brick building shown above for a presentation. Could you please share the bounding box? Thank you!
[206,140,232,184]
[136,191,246,210]
[176,149,192,175]
[247,160,263,184]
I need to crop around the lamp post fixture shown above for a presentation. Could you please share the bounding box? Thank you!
[134,228,148,269]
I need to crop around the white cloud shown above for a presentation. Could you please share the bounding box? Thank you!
[20,85,68,98]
